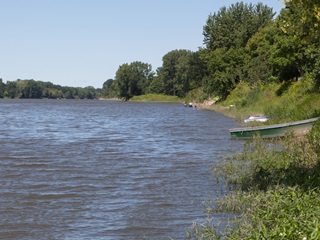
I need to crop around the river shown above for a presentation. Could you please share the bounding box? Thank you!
[0,99,243,239]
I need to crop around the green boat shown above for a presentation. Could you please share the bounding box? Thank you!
[229,117,319,139]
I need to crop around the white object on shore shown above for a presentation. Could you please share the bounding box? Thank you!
[244,115,269,123]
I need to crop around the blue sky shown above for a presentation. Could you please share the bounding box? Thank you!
[0,0,284,88]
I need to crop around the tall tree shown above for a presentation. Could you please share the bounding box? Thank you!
[270,28,305,81]
[5,81,17,98]
[203,47,245,99]
[203,2,275,51]
[244,21,277,86]
[279,0,320,83]
[115,61,154,101]
[0,78,4,98]
[156,50,205,98]
[102,78,117,98]
[281,0,320,45]
[16,79,43,98]
[202,2,275,99]
[157,50,187,96]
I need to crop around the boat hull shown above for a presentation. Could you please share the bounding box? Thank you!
[230,118,319,139]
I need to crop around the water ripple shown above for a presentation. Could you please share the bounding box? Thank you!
[0,99,243,239]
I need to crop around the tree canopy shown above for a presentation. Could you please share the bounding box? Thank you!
[154,50,205,98]
[203,2,275,51]
[0,79,100,99]
[114,61,154,101]
[201,2,275,99]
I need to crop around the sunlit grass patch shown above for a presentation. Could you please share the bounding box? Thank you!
[130,94,181,102]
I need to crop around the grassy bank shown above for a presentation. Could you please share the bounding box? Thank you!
[202,78,320,124]
[186,78,320,239]
[130,94,181,102]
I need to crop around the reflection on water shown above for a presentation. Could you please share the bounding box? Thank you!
[0,99,242,239]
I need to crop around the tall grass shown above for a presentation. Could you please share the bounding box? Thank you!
[187,120,320,239]
[215,78,320,124]
[185,78,320,239]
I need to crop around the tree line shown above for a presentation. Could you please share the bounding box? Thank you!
[2,1,319,101]
[103,0,320,101]
[0,79,100,99]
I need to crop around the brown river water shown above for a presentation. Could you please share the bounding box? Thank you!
[0,99,243,239]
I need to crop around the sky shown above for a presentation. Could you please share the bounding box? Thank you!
[0,0,285,88]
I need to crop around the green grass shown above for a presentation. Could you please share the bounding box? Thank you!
[130,94,181,102]
[208,78,320,125]
[186,78,320,239]
[187,121,320,239]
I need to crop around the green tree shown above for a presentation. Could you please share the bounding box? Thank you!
[83,86,97,99]
[244,21,279,85]
[102,79,117,98]
[270,30,304,81]
[157,50,183,96]
[148,75,165,94]
[5,81,17,98]
[203,47,245,99]
[62,87,77,99]
[43,88,63,99]
[202,2,275,99]
[279,0,320,84]
[1,79,100,99]
[188,51,207,90]
[15,79,42,98]
[156,49,204,98]
[281,0,320,45]
[27,80,42,98]
[115,61,154,101]
[0,78,4,98]
[203,2,275,51]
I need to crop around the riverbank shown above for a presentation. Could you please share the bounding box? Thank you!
[199,79,320,124]
[187,79,320,239]
[130,94,181,102]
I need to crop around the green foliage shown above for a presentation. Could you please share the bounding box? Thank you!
[186,219,221,240]
[306,45,320,86]
[155,50,205,98]
[184,87,208,104]
[244,21,278,86]
[215,127,320,190]
[211,186,320,240]
[114,61,154,101]
[197,0,320,102]
[219,78,320,124]
[281,0,320,46]
[1,79,100,99]
[102,78,117,98]
[0,78,5,98]
[130,94,180,102]
[190,120,320,239]
[204,47,245,99]
[186,2,320,234]
[223,81,251,106]
[203,2,275,50]
[201,2,275,99]
[274,0,320,85]
[270,25,304,81]
[147,75,165,95]
[262,79,319,122]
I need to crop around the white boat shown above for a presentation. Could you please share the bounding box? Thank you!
[244,115,269,123]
